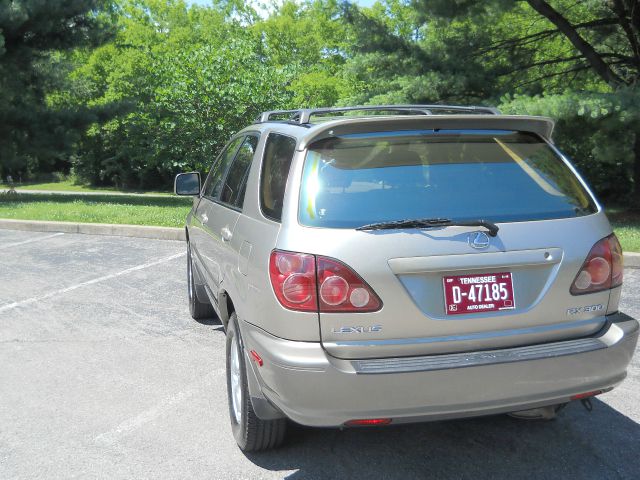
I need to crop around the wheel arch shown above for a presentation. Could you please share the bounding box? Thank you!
[217,289,235,330]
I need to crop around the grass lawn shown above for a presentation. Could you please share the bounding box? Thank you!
[1,179,171,195]
[608,209,640,253]
[0,192,192,228]
[1,192,639,251]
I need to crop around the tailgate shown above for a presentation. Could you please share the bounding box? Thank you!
[280,214,613,359]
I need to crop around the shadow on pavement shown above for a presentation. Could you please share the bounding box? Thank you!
[194,316,223,327]
[246,399,639,479]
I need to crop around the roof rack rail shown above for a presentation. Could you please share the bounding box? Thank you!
[256,104,500,124]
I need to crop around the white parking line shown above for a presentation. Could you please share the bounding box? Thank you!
[93,370,224,446]
[93,388,196,446]
[0,232,64,249]
[0,252,185,313]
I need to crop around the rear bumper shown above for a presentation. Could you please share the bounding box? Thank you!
[240,313,638,427]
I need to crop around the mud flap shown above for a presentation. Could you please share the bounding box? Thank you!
[244,349,286,421]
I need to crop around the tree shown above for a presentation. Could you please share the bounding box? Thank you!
[254,0,358,107]
[67,0,364,189]
[342,0,640,202]
[521,0,640,199]
[71,0,295,189]
[524,0,638,88]
[0,0,113,180]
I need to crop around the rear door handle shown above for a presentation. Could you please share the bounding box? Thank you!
[221,227,233,242]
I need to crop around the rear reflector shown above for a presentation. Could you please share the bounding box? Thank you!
[571,390,602,401]
[344,418,392,427]
[249,350,263,367]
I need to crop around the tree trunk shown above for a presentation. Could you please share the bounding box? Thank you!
[634,131,640,207]
[526,0,627,88]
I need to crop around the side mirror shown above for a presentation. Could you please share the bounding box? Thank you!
[174,172,201,196]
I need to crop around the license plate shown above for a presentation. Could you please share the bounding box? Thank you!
[443,272,515,315]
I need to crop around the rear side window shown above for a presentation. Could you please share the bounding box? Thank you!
[260,133,296,221]
[299,130,596,228]
[220,135,258,208]
[203,136,244,199]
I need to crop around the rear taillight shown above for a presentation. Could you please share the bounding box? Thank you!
[317,257,381,312]
[269,251,317,311]
[609,234,624,287]
[570,234,623,295]
[269,250,382,313]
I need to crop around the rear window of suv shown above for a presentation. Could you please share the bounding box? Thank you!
[299,130,596,228]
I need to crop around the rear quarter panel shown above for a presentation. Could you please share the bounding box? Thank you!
[225,131,321,342]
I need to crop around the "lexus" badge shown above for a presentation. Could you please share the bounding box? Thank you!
[468,231,490,250]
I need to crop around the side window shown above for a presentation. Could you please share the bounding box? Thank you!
[220,135,259,208]
[260,133,296,221]
[202,136,244,199]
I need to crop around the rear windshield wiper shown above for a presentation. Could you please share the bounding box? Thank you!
[356,217,499,236]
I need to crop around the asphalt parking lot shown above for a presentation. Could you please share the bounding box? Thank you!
[1,229,639,480]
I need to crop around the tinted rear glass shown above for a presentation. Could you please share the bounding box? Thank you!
[220,135,258,208]
[261,133,296,221]
[299,130,596,228]
[203,136,243,199]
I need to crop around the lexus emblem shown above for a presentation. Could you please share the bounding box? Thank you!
[468,231,490,250]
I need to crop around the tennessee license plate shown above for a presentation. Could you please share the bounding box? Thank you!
[443,272,515,315]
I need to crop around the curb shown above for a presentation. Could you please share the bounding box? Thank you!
[0,219,185,241]
[625,252,640,268]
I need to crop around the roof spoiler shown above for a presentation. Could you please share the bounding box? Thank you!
[297,115,556,150]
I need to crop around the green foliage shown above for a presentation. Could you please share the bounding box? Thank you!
[288,71,342,107]
[0,0,114,180]
[342,0,640,202]
[257,0,350,70]
[500,90,640,202]
[65,0,361,189]
[70,1,286,188]
[344,0,622,103]
[76,41,291,188]
[3,0,640,205]
[255,1,360,106]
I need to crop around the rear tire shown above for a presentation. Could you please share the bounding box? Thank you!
[187,243,215,320]
[226,313,287,451]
